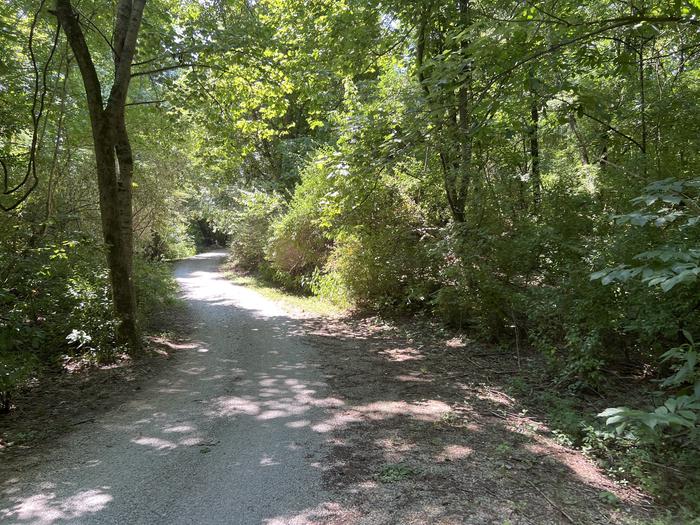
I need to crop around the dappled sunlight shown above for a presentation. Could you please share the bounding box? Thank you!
[179,366,208,376]
[260,454,281,467]
[378,346,425,362]
[131,436,179,451]
[207,384,345,423]
[523,434,646,504]
[0,0,694,516]
[262,502,358,525]
[437,444,473,461]
[1,488,113,525]
[147,338,200,351]
[0,254,343,523]
[305,309,656,523]
[395,373,433,383]
[209,395,261,417]
[0,251,654,524]
[155,387,196,394]
[375,437,417,459]
[175,255,290,320]
[312,399,451,433]
[166,307,650,520]
[474,386,515,407]
[312,411,365,434]
[286,419,311,428]
[445,337,467,349]
[357,400,451,422]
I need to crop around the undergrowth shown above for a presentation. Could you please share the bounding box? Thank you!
[508,373,700,521]
[223,259,346,317]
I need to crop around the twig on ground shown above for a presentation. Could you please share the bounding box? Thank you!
[525,479,576,524]
[71,418,95,426]
[638,459,691,478]
[485,409,508,420]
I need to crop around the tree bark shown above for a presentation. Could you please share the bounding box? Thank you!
[53,0,145,351]
[41,50,71,237]
[528,70,541,213]
[567,114,590,165]
[451,0,472,223]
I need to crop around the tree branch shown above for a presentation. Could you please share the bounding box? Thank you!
[125,99,165,107]
[130,61,222,77]
[113,0,132,63]
[477,16,698,107]
[2,1,60,211]
[107,0,146,112]
[53,0,104,122]
[74,6,117,56]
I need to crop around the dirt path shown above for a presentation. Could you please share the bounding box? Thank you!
[302,318,655,524]
[0,252,655,524]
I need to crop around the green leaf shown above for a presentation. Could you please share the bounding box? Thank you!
[598,407,626,418]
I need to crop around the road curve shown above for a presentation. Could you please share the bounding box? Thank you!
[1,251,338,525]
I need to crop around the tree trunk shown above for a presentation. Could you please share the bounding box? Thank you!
[416,0,473,224]
[529,101,541,213]
[451,0,472,224]
[568,114,590,165]
[92,118,138,349]
[113,109,138,346]
[528,70,541,213]
[41,51,71,237]
[54,0,145,351]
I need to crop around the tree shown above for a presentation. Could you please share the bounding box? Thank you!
[414,0,475,223]
[52,0,146,349]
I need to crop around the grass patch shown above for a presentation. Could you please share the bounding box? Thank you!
[376,463,418,483]
[224,270,345,317]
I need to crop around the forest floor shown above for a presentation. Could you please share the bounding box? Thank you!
[0,252,667,524]
[297,317,659,524]
[0,298,192,460]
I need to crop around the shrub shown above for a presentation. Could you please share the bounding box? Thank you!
[135,258,180,327]
[0,229,181,408]
[0,237,113,402]
[321,224,429,310]
[0,351,37,413]
[143,223,197,261]
[266,203,329,287]
[265,153,336,290]
[593,179,700,440]
[227,190,285,270]
[426,213,542,342]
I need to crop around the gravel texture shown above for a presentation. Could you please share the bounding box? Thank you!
[1,251,338,524]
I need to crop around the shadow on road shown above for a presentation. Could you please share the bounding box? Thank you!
[1,252,654,524]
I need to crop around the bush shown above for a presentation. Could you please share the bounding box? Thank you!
[0,227,181,408]
[592,179,700,440]
[135,258,180,327]
[227,190,285,270]
[0,237,114,402]
[142,223,197,261]
[320,223,430,310]
[265,154,335,290]
[0,351,37,413]
[429,222,533,338]
[266,203,329,288]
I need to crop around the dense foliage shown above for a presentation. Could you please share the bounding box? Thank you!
[2,0,700,512]
[0,0,192,410]
[212,0,700,415]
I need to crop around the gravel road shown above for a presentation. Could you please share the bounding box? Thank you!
[1,251,338,525]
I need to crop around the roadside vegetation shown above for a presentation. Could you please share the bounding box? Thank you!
[1,0,700,519]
